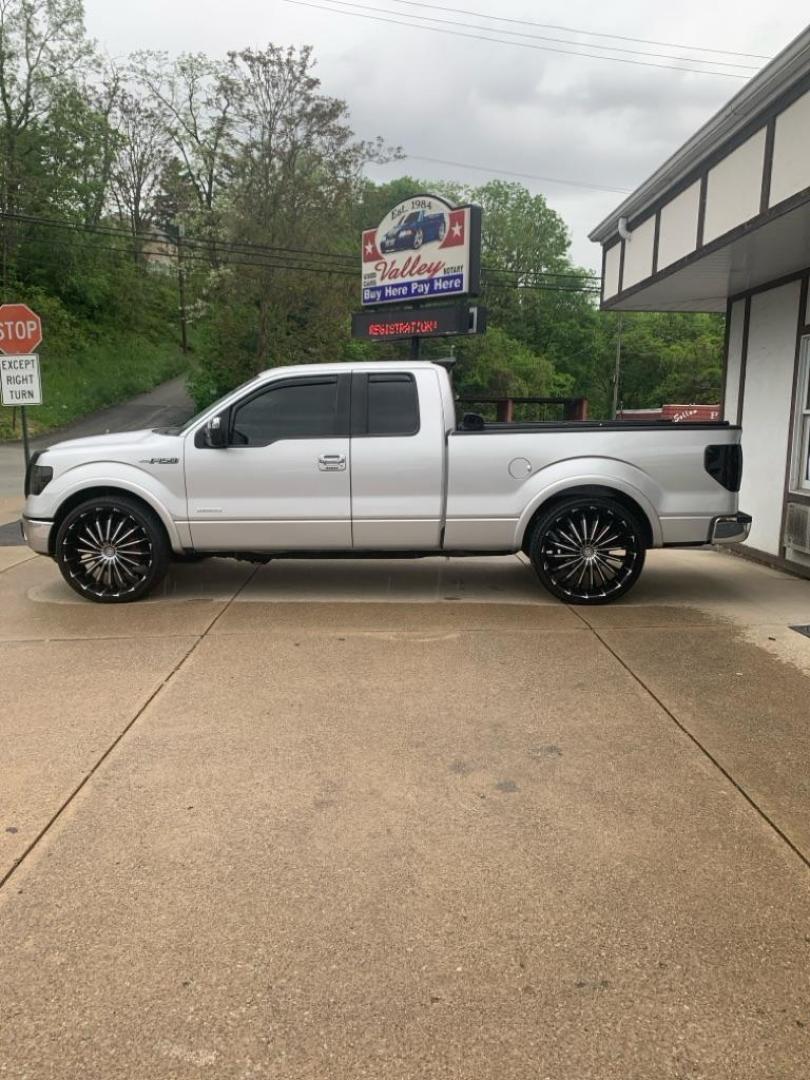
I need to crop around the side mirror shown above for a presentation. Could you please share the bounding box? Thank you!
[204,413,228,448]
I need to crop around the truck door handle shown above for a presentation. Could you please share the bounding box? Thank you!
[318,453,346,472]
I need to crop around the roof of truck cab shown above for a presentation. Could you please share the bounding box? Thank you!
[254,361,445,378]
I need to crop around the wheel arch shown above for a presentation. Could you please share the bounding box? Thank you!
[49,486,179,556]
[519,484,657,554]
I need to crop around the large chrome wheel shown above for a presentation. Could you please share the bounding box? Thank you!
[413,228,424,249]
[529,496,646,605]
[55,496,170,603]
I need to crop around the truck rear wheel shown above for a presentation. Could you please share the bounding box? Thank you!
[55,495,170,603]
[528,495,646,605]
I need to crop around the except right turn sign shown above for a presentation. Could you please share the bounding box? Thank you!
[0,353,42,406]
[0,303,43,407]
[0,302,44,466]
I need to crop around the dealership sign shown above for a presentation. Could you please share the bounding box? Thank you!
[361,194,481,307]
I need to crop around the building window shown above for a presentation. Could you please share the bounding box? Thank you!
[792,336,810,492]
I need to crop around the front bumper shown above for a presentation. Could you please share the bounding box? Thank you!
[710,512,752,545]
[21,516,53,555]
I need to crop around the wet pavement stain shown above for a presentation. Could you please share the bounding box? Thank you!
[495,780,519,793]
[528,745,562,760]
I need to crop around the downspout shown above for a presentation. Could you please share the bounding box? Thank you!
[612,219,630,421]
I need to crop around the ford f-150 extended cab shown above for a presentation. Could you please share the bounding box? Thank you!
[21,361,750,605]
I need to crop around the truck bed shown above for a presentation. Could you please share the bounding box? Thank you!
[443,420,742,551]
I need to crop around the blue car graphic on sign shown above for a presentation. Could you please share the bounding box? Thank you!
[380,210,447,253]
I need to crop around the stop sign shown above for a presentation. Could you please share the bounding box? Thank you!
[0,303,42,355]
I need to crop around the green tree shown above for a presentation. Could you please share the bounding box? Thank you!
[130,50,241,241]
[0,0,93,280]
[187,44,394,404]
[611,311,725,412]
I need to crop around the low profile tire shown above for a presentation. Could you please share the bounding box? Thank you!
[528,495,646,605]
[413,229,424,249]
[55,495,170,604]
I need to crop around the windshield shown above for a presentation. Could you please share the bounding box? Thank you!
[156,376,261,436]
[403,212,420,225]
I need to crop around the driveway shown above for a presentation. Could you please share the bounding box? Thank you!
[1,547,810,1079]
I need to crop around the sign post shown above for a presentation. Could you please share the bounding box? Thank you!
[355,193,485,358]
[0,303,43,469]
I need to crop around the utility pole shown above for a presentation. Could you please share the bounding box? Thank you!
[611,313,623,420]
[177,224,189,355]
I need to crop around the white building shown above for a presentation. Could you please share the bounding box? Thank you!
[590,26,810,578]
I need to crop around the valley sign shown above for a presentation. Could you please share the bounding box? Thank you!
[361,194,481,306]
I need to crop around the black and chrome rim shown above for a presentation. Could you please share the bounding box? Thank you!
[540,504,640,601]
[61,507,153,599]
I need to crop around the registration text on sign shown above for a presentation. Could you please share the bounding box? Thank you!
[1,353,42,405]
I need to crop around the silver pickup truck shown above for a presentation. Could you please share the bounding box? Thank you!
[21,361,750,605]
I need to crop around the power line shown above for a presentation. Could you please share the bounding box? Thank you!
[5,211,603,289]
[398,154,633,195]
[1,210,356,267]
[281,0,752,78]
[316,0,760,71]
[18,230,361,278]
[385,0,772,61]
[14,221,600,293]
[3,210,602,282]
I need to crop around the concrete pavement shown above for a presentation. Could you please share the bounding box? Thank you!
[1,549,810,1078]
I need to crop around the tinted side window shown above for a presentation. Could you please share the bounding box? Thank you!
[232,379,338,447]
[367,374,419,436]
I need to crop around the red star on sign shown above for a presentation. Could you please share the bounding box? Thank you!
[440,210,466,249]
[362,229,381,262]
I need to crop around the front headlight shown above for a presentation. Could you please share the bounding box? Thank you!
[27,462,53,496]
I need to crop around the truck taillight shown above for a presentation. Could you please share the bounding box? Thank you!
[704,444,742,492]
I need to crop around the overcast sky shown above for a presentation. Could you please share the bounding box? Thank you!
[84,0,808,271]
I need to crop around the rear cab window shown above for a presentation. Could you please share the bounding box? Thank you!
[362,373,420,437]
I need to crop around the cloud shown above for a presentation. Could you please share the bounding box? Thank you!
[83,0,809,268]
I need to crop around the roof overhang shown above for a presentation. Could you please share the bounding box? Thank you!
[589,26,810,245]
[604,191,810,312]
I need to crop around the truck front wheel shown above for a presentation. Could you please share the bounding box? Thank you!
[55,495,170,603]
[528,495,646,605]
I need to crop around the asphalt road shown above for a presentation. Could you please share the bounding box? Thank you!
[0,375,194,501]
